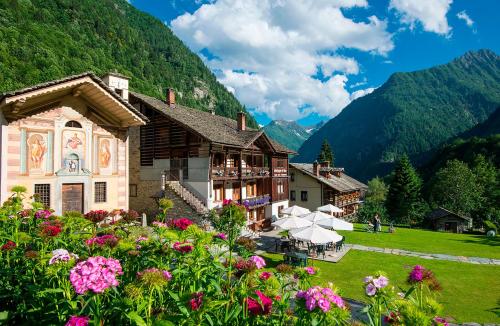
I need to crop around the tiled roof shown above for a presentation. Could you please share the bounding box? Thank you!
[290,163,367,192]
[130,91,294,154]
[0,72,148,122]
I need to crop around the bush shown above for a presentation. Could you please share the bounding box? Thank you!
[484,220,497,233]
[63,210,84,219]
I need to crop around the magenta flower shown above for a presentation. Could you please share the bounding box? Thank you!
[214,232,227,240]
[249,255,266,269]
[433,317,449,326]
[85,234,118,247]
[173,241,194,253]
[246,290,272,315]
[189,292,204,311]
[409,265,425,282]
[296,286,345,313]
[34,209,52,219]
[69,256,123,294]
[65,315,89,326]
[304,266,316,275]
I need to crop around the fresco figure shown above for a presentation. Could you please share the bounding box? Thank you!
[66,133,82,149]
[99,139,111,168]
[28,134,47,169]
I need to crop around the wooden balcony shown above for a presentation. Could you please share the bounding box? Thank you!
[212,166,270,179]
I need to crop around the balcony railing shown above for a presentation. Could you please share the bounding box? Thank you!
[242,194,271,209]
[212,166,270,178]
[272,167,288,176]
[211,166,239,178]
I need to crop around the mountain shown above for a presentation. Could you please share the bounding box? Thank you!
[305,121,325,134]
[460,106,500,138]
[263,120,310,151]
[0,0,257,128]
[294,49,500,181]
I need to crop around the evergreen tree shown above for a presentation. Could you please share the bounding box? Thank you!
[386,154,423,224]
[471,155,500,226]
[317,139,334,165]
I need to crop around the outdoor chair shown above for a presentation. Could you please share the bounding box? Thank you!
[316,245,326,259]
[364,223,374,233]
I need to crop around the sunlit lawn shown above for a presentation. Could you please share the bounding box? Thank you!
[336,224,500,259]
[263,251,500,324]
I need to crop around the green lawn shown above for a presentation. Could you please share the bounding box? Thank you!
[336,224,500,259]
[263,251,500,324]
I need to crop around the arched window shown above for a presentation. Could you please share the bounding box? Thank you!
[65,120,82,128]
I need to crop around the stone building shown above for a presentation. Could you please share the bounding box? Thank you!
[0,72,146,214]
[426,207,473,233]
[127,89,294,230]
[289,161,367,219]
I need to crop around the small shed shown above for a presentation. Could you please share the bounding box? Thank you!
[427,207,473,233]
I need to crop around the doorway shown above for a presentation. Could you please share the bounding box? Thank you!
[62,183,84,213]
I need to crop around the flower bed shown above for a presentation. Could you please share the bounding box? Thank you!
[0,189,449,325]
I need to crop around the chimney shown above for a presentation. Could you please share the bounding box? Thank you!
[237,112,246,131]
[313,161,319,176]
[166,88,175,107]
[102,72,130,102]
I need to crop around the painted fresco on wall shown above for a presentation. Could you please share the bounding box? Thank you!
[62,130,85,172]
[27,132,47,173]
[99,138,111,168]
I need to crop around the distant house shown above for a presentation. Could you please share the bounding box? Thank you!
[289,161,367,219]
[127,88,294,230]
[426,207,473,233]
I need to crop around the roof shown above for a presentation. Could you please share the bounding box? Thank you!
[0,72,147,123]
[130,91,295,154]
[427,207,473,222]
[290,163,367,192]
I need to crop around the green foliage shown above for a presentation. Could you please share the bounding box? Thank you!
[62,210,84,219]
[294,50,500,180]
[263,120,311,151]
[386,155,424,224]
[208,202,247,243]
[483,220,497,232]
[0,0,257,128]
[317,139,334,165]
[357,178,389,223]
[365,177,388,205]
[429,160,484,218]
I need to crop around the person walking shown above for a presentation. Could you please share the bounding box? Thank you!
[374,213,381,233]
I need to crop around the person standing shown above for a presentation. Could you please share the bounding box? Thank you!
[374,213,381,233]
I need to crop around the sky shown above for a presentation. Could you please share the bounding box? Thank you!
[130,0,500,126]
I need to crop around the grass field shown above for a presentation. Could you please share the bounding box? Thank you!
[336,224,500,259]
[263,251,500,324]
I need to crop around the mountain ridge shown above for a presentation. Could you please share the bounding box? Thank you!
[293,49,500,181]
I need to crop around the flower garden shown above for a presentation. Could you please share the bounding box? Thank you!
[0,188,451,325]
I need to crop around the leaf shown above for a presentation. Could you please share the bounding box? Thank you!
[0,311,10,321]
[127,311,147,326]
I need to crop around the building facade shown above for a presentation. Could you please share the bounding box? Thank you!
[289,162,367,219]
[127,90,294,230]
[0,73,146,215]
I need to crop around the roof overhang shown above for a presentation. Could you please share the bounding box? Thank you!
[0,74,147,127]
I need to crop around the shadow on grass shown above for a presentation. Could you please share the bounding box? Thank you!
[452,235,500,247]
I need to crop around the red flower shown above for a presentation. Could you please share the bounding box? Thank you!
[171,218,194,231]
[189,292,204,311]
[1,240,16,251]
[42,225,62,237]
[173,241,194,253]
[260,271,272,281]
[246,290,272,315]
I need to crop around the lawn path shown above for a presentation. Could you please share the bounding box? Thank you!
[346,244,500,265]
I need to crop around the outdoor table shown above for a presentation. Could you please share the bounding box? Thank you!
[280,239,290,252]
[283,251,308,267]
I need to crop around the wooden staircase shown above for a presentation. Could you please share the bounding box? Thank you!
[165,181,209,215]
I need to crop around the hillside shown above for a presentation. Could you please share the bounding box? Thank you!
[0,0,257,128]
[294,49,500,181]
[263,120,311,151]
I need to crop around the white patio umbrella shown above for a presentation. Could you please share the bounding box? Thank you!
[317,204,343,214]
[281,205,310,216]
[290,224,343,244]
[300,211,334,223]
[316,217,354,231]
[272,216,313,230]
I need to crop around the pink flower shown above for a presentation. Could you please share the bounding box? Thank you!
[260,271,272,280]
[433,317,449,326]
[317,298,331,312]
[330,294,345,308]
[365,283,377,296]
[85,234,118,247]
[34,209,52,219]
[214,232,227,240]
[246,290,272,315]
[296,286,344,313]
[69,256,123,294]
[304,266,316,275]
[249,256,266,269]
[65,315,89,326]
[171,218,193,231]
[152,221,168,228]
[173,241,194,253]
[136,236,148,243]
[49,249,78,265]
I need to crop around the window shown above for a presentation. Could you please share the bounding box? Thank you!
[129,184,137,197]
[214,184,224,201]
[290,190,296,201]
[277,180,284,194]
[290,173,295,182]
[246,182,256,197]
[65,120,82,128]
[95,182,107,203]
[301,191,308,202]
[115,88,123,98]
[34,184,50,207]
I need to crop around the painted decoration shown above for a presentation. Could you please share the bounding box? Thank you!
[99,138,111,168]
[62,130,85,172]
[27,133,47,173]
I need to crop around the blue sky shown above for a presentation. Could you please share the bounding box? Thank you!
[130,0,499,126]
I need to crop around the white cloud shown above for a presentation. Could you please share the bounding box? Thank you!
[350,87,375,101]
[171,0,393,119]
[389,0,453,36]
[457,10,475,31]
